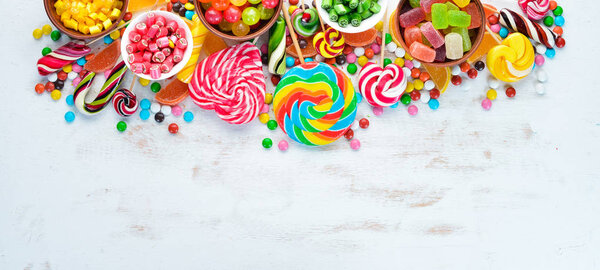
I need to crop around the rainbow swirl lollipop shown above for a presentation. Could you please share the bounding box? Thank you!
[273,62,357,146]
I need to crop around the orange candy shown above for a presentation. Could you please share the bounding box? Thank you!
[35,83,45,94]
[553,26,563,36]
[155,79,189,106]
[419,72,430,82]
[460,62,470,72]
[85,53,95,61]
[365,48,374,59]
[411,68,421,78]
[549,1,557,10]
[326,58,336,65]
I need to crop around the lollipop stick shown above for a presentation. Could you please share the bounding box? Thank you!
[314,4,327,33]
[380,5,388,68]
[128,75,136,91]
[300,0,306,11]
[283,5,305,64]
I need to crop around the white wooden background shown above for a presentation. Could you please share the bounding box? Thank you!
[1,0,599,269]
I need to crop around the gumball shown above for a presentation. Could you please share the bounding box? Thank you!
[248,0,261,4]
[257,4,275,20]
[35,83,45,94]
[218,20,234,32]
[505,87,516,98]
[429,88,440,99]
[232,21,250,36]
[212,0,230,11]
[230,0,247,6]
[344,129,354,140]
[205,7,223,25]
[201,2,212,9]
[467,68,478,79]
[168,123,179,134]
[262,138,273,149]
[460,62,470,72]
[410,90,421,101]
[262,0,278,9]
[289,0,299,5]
[359,118,369,129]
[451,75,462,85]
[223,5,242,23]
[242,7,260,26]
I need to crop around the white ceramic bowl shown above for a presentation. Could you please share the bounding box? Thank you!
[314,0,387,34]
[120,11,193,81]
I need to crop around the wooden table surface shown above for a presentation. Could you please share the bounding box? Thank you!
[1,0,599,269]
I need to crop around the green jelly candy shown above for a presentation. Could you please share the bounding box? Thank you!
[267,120,278,130]
[385,33,392,44]
[431,3,449,29]
[400,94,411,105]
[409,0,421,8]
[117,121,127,132]
[553,6,563,16]
[543,16,554,27]
[50,30,61,41]
[151,82,161,93]
[383,58,392,67]
[445,2,459,11]
[42,47,52,56]
[451,27,471,52]
[262,138,273,149]
[347,63,358,74]
[448,10,471,28]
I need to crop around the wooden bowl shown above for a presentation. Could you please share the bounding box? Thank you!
[393,0,486,67]
[44,0,129,40]
[195,0,283,41]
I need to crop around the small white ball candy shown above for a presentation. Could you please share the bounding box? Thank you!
[354,47,365,57]
[487,76,501,89]
[161,105,172,116]
[420,91,431,103]
[535,83,545,95]
[395,47,406,58]
[68,71,78,80]
[412,60,421,69]
[402,67,411,77]
[150,102,161,113]
[451,65,461,75]
[47,73,58,82]
[536,69,548,83]
[386,42,398,53]
[424,80,435,90]
[535,44,547,55]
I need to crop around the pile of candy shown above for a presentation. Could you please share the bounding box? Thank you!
[198,0,278,36]
[320,0,381,28]
[54,0,124,35]
[31,0,567,151]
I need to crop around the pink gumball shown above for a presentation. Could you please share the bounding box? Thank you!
[350,139,361,150]
[535,54,545,66]
[372,106,383,116]
[482,98,492,110]
[278,140,289,151]
[407,105,418,115]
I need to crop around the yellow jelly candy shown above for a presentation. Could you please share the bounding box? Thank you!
[357,56,369,67]
[265,93,273,105]
[51,90,62,101]
[414,79,424,90]
[486,89,497,100]
[33,28,43,39]
[139,77,150,86]
[259,113,269,124]
[42,24,53,35]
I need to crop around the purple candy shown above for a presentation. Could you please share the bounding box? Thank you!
[399,8,426,28]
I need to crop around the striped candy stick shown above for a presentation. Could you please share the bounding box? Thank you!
[176,16,209,84]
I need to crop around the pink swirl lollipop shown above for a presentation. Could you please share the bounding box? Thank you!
[37,41,91,76]
[188,42,265,125]
[518,0,550,21]
[358,63,407,107]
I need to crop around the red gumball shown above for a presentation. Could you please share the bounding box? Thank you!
[263,0,278,9]
[359,118,369,129]
[205,7,223,25]
[344,129,354,140]
[212,0,230,11]
[223,5,241,23]
[289,0,299,5]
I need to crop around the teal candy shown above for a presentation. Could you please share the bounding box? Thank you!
[448,10,471,28]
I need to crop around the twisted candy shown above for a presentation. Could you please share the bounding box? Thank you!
[292,8,319,37]
[176,16,207,84]
[268,16,287,75]
[499,8,558,48]
[313,28,345,59]
[518,0,550,21]
[37,41,91,76]
[487,33,535,82]
[74,61,128,115]
[112,89,138,117]
[273,62,357,146]
[358,63,407,107]
[189,42,265,125]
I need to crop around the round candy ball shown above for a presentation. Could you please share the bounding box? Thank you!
[140,109,151,120]
[267,120,278,130]
[286,56,295,67]
[151,82,161,93]
[347,63,358,74]
[50,90,61,101]
[486,89,497,100]
[400,94,411,105]
[33,28,43,39]
[407,105,418,116]
[155,112,165,123]
[505,87,516,98]
[481,98,492,110]
[262,138,273,149]
[278,140,289,151]
[350,139,361,150]
[50,30,61,41]
[183,111,194,122]
[168,123,179,134]
[42,47,52,56]
[428,98,440,110]
[64,111,75,122]
[116,121,127,132]
[372,106,383,116]
[359,118,369,129]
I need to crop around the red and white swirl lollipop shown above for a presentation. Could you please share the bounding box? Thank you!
[188,42,265,125]
[358,63,407,107]
[518,0,550,21]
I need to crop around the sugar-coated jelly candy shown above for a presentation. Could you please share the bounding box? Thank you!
[445,33,463,60]
[452,0,470,8]
[434,45,446,62]
[409,42,436,63]
[399,8,426,28]
[421,22,445,48]
[448,10,471,28]
[431,3,448,29]
[404,26,422,46]
[445,2,459,11]
[409,0,421,8]
[420,0,445,13]
[462,3,481,29]
[451,27,471,52]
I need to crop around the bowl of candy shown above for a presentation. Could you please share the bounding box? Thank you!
[195,0,283,40]
[44,0,129,40]
[394,0,485,67]
[120,11,194,80]
[315,0,387,34]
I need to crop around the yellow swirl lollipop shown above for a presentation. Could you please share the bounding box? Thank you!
[487,33,535,82]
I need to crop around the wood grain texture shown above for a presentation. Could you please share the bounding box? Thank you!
[1,1,599,269]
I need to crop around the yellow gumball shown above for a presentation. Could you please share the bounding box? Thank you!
[486,89,497,100]
[288,5,298,15]
[405,81,414,93]
[109,30,120,40]
[62,64,72,73]
[33,28,43,39]
[51,90,61,101]
[42,24,53,35]
[414,79,424,90]
[265,93,273,105]
[230,0,247,6]
[139,77,150,86]
[394,57,405,67]
[375,21,383,31]
[259,113,269,124]
[357,56,369,67]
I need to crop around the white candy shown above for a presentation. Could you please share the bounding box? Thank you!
[402,67,411,77]
[68,71,77,80]
[420,91,431,103]
[535,83,545,95]
[487,76,500,89]
[535,44,547,55]
[150,102,161,113]
[386,42,398,53]
[424,80,435,90]
[351,119,360,130]
[161,105,172,116]
[395,47,406,58]
[47,73,58,82]
[536,69,548,83]
[412,60,421,69]
[451,65,461,75]
[354,47,365,57]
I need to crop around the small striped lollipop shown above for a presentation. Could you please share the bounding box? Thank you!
[313,28,345,58]
[273,62,357,146]
[112,89,138,117]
